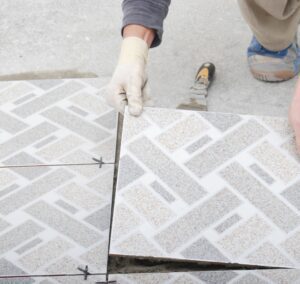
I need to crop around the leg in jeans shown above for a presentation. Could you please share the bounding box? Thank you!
[238,0,300,81]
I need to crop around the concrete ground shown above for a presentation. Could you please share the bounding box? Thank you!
[0,0,297,117]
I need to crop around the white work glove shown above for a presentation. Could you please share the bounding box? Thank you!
[106,37,150,116]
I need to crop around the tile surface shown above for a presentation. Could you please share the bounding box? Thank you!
[109,269,300,284]
[110,107,300,269]
[0,79,117,281]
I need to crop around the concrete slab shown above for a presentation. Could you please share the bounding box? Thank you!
[110,107,300,269]
[0,0,296,117]
[0,79,116,280]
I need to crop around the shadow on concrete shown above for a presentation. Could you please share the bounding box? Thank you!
[0,70,97,81]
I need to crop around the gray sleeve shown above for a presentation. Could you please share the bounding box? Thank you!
[122,0,171,48]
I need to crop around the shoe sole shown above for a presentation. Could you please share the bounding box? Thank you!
[251,70,295,82]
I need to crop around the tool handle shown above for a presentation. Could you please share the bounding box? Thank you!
[195,62,216,82]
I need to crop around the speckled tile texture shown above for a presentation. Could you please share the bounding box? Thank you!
[109,269,300,284]
[110,107,300,269]
[0,79,116,282]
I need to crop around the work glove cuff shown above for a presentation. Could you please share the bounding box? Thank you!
[118,37,149,65]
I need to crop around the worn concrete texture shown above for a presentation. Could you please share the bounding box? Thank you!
[0,0,297,116]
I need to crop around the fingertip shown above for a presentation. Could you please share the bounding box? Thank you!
[128,104,143,117]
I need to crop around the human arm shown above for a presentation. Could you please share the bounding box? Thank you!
[105,0,171,116]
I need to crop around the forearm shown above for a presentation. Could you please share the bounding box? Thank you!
[122,0,171,48]
[123,25,155,47]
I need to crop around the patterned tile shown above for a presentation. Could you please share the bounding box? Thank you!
[0,79,117,281]
[0,274,106,284]
[110,107,300,269]
[109,270,300,284]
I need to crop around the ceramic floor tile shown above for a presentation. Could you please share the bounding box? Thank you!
[0,79,117,279]
[109,269,300,284]
[0,274,106,284]
[110,107,300,269]
[0,79,116,165]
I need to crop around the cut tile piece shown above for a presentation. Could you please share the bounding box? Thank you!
[0,79,117,279]
[110,107,300,270]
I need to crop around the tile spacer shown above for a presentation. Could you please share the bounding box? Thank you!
[77,265,91,280]
[92,157,104,168]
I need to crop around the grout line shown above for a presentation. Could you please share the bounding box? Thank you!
[0,162,115,169]
[106,112,124,282]
[0,272,106,279]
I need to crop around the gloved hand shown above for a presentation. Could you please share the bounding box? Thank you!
[289,78,300,152]
[106,37,149,116]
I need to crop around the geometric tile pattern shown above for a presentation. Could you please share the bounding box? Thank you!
[110,107,300,269]
[0,79,117,282]
[109,269,300,284]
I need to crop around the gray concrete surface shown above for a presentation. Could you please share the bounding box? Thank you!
[0,0,297,117]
